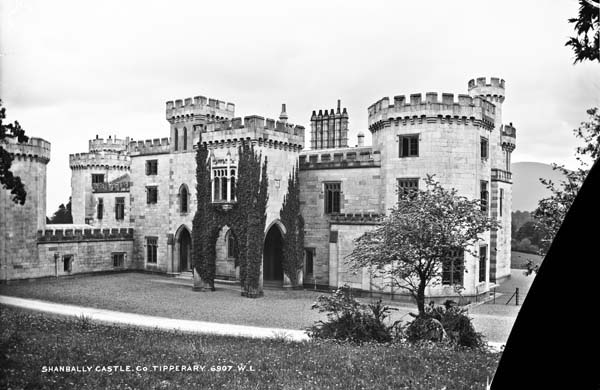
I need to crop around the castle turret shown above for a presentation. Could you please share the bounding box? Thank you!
[69,136,131,224]
[1,137,51,280]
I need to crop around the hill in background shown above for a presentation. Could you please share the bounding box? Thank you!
[511,162,567,212]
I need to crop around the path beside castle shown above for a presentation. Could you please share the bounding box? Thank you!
[1,294,511,351]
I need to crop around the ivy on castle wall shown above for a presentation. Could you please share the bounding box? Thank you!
[192,139,268,297]
[279,165,304,285]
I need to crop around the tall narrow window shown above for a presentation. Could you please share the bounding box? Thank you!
[227,231,237,259]
[399,134,419,157]
[180,185,188,213]
[499,188,504,217]
[146,237,158,264]
[397,178,419,199]
[324,182,341,214]
[183,127,188,151]
[97,198,104,220]
[479,245,488,282]
[147,186,158,204]
[442,248,464,285]
[305,248,315,275]
[230,170,236,200]
[115,197,125,220]
[481,137,489,160]
[174,128,179,151]
[480,181,489,214]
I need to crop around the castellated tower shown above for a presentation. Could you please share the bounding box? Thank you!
[0,137,51,281]
[468,77,516,282]
[310,100,349,149]
[69,136,130,224]
[166,96,235,154]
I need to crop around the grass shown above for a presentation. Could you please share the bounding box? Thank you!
[511,251,544,270]
[1,306,500,389]
[0,273,328,329]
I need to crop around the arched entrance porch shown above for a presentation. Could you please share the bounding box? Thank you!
[263,222,284,282]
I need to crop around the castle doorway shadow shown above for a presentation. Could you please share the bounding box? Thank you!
[177,226,192,272]
[263,223,284,283]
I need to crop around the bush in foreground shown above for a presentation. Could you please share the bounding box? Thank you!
[307,286,401,343]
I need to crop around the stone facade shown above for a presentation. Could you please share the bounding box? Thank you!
[2,76,516,300]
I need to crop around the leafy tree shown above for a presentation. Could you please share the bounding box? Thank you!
[565,0,599,63]
[346,175,499,314]
[0,100,29,204]
[533,108,599,263]
[48,197,73,224]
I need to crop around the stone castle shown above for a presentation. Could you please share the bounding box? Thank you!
[0,76,516,300]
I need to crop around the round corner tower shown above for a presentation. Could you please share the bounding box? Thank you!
[0,137,51,280]
[69,136,130,224]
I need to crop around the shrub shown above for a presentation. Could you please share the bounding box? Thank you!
[308,285,401,343]
[406,301,485,349]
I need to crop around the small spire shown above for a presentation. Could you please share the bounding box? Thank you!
[279,103,288,123]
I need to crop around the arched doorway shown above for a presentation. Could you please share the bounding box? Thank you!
[178,227,192,272]
[263,223,284,281]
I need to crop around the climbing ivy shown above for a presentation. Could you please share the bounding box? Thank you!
[279,164,304,286]
[192,138,268,297]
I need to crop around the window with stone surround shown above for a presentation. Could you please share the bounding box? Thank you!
[499,188,504,217]
[481,137,489,160]
[480,181,489,214]
[146,186,158,204]
[146,237,158,264]
[324,182,341,214]
[226,230,237,260]
[180,185,189,213]
[397,178,419,199]
[398,134,419,157]
[479,245,487,283]
[146,159,158,175]
[183,127,188,151]
[212,167,236,203]
[442,248,464,286]
[174,128,179,151]
[115,197,125,220]
[92,174,105,184]
[97,198,104,220]
[305,248,315,276]
[113,252,125,268]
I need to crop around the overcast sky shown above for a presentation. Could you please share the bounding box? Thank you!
[1,0,598,215]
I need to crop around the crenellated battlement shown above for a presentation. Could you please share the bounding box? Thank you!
[467,77,506,103]
[69,151,131,169]
[37,227,134,242]
[2,137,51,164]
[299,146,381,170]
[166,95,235,122]
[367,93,496,131]
[89,136,129,152]
[199,115,305,151]
[128,138,170,156]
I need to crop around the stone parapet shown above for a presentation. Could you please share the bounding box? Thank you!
[166,95,235,122]
[368,93,496,132]
[37,228,134,242]
[299,147,381,170]
[69,152,130,169]
[2,137,51,164]
[467,77,506,103]
[89,136,129,152]
[491,169,512,183]
[92,182,130,193]
[329,213,384,225]
[128,138,170,156]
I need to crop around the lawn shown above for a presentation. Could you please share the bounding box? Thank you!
[0,273,327,329]
[511,251,544,270]
[1,306,500,389]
